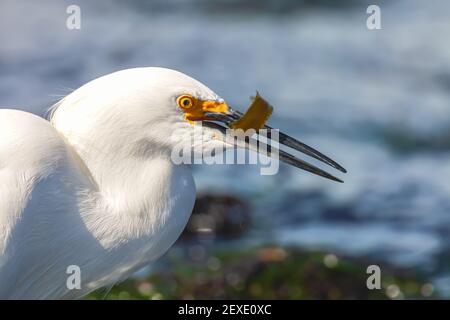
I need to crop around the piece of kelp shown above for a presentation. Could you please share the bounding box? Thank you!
[230,92,273,131]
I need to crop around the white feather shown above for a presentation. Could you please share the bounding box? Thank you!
[0,67,224,299]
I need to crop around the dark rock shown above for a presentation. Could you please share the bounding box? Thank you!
[180,193,251,240]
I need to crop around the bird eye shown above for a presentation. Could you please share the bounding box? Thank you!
[177,95,194,109]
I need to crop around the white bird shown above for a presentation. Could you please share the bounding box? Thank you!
[0,67,345,299]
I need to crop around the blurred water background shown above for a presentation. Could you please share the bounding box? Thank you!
[1,0,449,296]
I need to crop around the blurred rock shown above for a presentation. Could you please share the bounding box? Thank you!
[180,193,251,240]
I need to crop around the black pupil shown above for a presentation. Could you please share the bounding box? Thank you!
[183,99,190,106]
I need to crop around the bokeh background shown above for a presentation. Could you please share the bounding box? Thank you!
[1,0,449,299]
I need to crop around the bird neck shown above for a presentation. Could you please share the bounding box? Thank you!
[66,135,193,218]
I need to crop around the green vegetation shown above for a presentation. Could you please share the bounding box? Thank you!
[86,246,436,300]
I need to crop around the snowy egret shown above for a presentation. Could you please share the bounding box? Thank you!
[0,67,345,299]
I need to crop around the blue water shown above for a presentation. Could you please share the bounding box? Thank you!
[1,0,449,295]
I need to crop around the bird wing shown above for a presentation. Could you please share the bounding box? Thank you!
[0,109,194,299]
[0,109,97,299]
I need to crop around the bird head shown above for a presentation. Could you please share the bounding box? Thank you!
[50,67,345,182]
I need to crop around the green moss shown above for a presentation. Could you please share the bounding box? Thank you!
[86,246,437,300]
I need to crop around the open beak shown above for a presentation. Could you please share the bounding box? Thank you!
[202,107,347,183]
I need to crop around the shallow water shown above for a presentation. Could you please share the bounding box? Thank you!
[1,0,450,295]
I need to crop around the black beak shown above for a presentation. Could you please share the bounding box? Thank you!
[202,108,347,183]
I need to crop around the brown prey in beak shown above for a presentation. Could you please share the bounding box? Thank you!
[202,107,347,183]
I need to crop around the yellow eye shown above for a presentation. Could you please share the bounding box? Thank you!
[177,95,194,109]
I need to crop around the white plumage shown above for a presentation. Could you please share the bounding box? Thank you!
[0,67,345,299]
[0,67,224,299]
